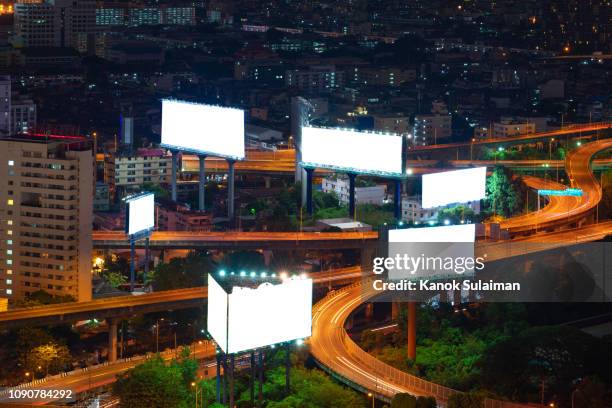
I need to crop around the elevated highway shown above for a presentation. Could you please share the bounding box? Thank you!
[92,231,378,250]
[499,138,612,235]
[408,122,611,152]
[0,267,362,329]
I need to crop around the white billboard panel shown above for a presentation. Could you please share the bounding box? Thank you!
[126,193,154,236]
[387,224,476,280]
[421,167,486,209]
[161,100,245,160]
[207,275,313,354]
[300,126,404,176]
[388,223,476,243]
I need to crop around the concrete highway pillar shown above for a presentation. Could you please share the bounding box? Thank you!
[391,302,400,320]
[439,287,449,303]
[394,179,402,220]
[227,159,235,220]
[305,168,314,215]
[453,290,462,306]
[364,303,374,319]
[348,173,356,219]
[198,155,206,211]
[171,151,178,202]
[108,318,118,363]
[407,302,417,361]
[144,237,150,281]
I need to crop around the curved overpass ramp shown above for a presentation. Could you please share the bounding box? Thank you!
[311,281,532,408]
[499,139,612,234]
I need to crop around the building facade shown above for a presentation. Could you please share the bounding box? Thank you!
[0,136,93,302]
[13,0,96,51]
[104,148,171,197]
[322,177,386,206]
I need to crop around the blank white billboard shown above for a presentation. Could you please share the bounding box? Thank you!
[300,126,404,176]
[126,193,154,236]
[389,223,476,243]
[207,275,312,354]
[421,167,486,209]
[387,224,476,280]
[161,99,245,160]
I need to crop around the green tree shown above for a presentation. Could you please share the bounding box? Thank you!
[447,392,484,408]
[480,326,607,403]
[28,342,71,375]
[151,251,216,291]
[437,206,476,225]
[141,182,169,200]
[221,250,266,272]
[484,166,523,217]
[113,355,193,408]
[416,396,437,408]
[391,393,417,408]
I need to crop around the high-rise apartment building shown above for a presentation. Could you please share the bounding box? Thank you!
[104,148,171,198]
[13,0,96,51]
[0,135,93,303]
[0,76,10,137]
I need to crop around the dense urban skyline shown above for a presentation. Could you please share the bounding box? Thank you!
[0,1,610,407]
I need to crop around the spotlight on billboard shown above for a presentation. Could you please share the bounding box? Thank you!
[300,126,405,177]
[207,274,312,354]
[125,193,155,238]
[421,167,486,209]
[161,99,245,160]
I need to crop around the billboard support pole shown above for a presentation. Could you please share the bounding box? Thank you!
[305,168,314,215]
[171,151,178,202]
[227,159,235,221]
[229,354,235,408]
[222,354,227,405]
[250,351,255,404]
[129,239,135,291]
[348,173,356,220]
[258,350,264,407]
[198,155,207,211]
[285,344,291,395]
[215,351,221,403]
[144,237,150,283]
[394,179,402,220]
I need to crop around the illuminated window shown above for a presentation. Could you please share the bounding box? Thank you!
[6,289,11,295]
[6,250,11,255]
[6,269,12,275]
[7,199,13,205]
[6,260,12,265]
[7,160,13,166]
[7,220,12,225]
[6,279,11,285]
[6,240,11,245]
[7,230,12,235]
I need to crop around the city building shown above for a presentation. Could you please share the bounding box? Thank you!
[322,177,386,206]
[373,114,410,134]
[315,218,372,232]
[492,119,536,138]
[0,135,93,302]
[401,196,480,224]
[413,114,452,145]
[13,0,96,52]
[11,97,36,134]
[350,66,416,87]
[104,147,171,198]
[285,65,344,93]
[0,76,9,137]
[155,200,213,232]
[93,182,110,212]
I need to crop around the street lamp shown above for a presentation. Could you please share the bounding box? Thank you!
[367,392,374,408]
